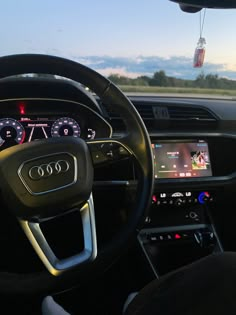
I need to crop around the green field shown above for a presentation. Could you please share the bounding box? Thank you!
[118,85,236,97]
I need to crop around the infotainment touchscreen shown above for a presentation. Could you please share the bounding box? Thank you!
[152,140,212,179]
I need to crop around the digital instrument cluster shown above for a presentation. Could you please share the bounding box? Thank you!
[0,116,97,150]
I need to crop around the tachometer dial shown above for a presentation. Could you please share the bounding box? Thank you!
[0,118,25,147]
[51,117,81,138]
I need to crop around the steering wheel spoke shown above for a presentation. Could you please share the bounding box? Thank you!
[87,138,132,166]
[19,195,97,276]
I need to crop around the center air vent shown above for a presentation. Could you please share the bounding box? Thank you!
[135,104,154,119]
[166,105,217,121]
[135,103,217,121]
[100,100,218,133]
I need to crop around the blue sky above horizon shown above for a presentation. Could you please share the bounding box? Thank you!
[1,0,236,79]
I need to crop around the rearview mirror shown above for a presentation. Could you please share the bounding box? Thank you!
[170,0,236,13]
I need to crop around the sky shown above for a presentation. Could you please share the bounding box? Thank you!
[0,0,236,79]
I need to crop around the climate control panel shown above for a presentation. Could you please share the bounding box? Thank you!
[152,191,214,207]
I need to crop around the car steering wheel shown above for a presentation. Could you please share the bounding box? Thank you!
[0,54,154,295]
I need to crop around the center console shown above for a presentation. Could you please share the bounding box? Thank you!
[138,139,223,278]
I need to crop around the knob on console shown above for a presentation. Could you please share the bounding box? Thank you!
[175,198,183,206]
[189,211,198,219]
[198,192,210,205]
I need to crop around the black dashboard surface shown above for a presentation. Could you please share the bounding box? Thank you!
[1,76,236,188]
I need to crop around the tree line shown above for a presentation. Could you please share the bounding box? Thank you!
[108,71,236,90]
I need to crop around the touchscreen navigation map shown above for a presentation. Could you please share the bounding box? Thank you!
[152,141,212,178]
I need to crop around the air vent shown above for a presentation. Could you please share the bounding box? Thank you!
[100,102,126,133]
[135,104,154,119]
[135,104,217,122]
[167,105,216,121]
[100,103,121,119]
[101,102,155,132]
[100,101,218,133]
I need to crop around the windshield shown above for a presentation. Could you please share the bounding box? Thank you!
[2,0,236,98]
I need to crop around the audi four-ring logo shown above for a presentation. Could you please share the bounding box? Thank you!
[29,160,70,180]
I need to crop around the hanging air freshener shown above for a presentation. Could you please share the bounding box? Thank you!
[193,9,207,68]
[193,37,206,68]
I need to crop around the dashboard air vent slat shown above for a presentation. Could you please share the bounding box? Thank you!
[135,104,154,119]
[100,100,218,133]
[167,105,217,121]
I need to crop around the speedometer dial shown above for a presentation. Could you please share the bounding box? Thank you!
[0,118,25,147]
[51,117,81,138]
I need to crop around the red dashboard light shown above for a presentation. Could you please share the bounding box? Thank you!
[175,234,181,240]
[152,195,157,203]
[18,102,26,115]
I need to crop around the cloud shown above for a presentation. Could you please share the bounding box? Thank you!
[96,67,142,78]
[69,55,236,80]
[221,63,236,73]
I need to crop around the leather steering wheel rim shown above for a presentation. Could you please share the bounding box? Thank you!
[0,54,154,295]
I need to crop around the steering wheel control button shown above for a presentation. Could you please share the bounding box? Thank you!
[91,151,107,164]
[103,143,128,159]
[18,153,77,195]
[88,141,130,165]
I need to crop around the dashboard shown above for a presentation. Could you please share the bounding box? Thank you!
[0,98,112,150]
[0,76,236,268]
[2,77,236,186]
[1,75,236,284]
[1,75,236,281]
